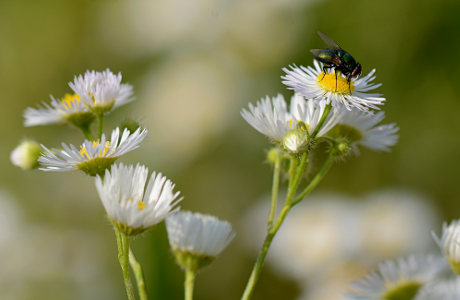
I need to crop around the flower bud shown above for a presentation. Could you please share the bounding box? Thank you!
[266,148,281,165]
[282,129,309,154]
[166,211,235,271]
[10,140,42,170]
[434,219,460,274]
[333,140,351,157]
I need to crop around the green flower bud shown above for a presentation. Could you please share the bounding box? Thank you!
[283,129,309,154]
[333,140,351,157]
[266,148,281,165]
[10,140,42,170]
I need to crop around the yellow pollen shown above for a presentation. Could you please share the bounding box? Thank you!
[61,93,81,110]
[317,72,355,94]
[137,201,146,211]
[79,141,113,159]
[287,120,310,131]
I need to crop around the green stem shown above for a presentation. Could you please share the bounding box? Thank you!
[185,268,196,300]
[285,152,308,206]
[241,152,308,300]
[310,104,332,139]
[267,150,282,230]
[129,249,148,300]
[291,152,335,207]
[115,228,135,300]
[287,155,298,192]
[97,112,104,139]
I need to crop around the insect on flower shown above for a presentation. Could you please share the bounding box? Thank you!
[310,31,362,93]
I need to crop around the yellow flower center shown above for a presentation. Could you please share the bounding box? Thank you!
[60,93,81,110]
[79,141,113,159]
[317,72,355,94]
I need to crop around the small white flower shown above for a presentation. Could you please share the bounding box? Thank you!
[282,61,385,111]
[39,127,147,176]
[95,163,181,235]
[10,140,42,170]
[241,93,340,142]
[433,219,460,274]
[24,94,93,127]
[166,211,235,258]
[416,278,460,300]
[346,254,447,300]
[334,109,399,152]
[69,69,134,113]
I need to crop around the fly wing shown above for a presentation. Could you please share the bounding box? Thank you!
[317,31,341,49]
[310,49,342,65]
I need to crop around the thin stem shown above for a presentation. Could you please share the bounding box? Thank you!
[285,152,308,206]
[115,228,135,300]
[185,268,196,300]
[310,104,332,139]
[97,112,104,139]
[129,249,148,300]
[287,155,297,192]
[241,152,308,300]
[292,152,335,207]
[267,150,282,230]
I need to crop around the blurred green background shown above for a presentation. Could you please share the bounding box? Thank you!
[2,0,460,299]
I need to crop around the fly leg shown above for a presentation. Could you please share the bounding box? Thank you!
[321,65,334,81]
[347,76,352,94]
[335,70,338,92]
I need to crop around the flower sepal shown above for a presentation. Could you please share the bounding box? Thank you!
[327,124,363,145]
[381,281,422,300]
[65,110,96,130]
[77,156,118,177]
[172,249,215,272]
[110,217,151,236]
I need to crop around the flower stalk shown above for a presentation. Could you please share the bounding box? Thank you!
[115,227,135,300]
[129,249,148,300]
[241,107,332,299]
[185,267,197,300]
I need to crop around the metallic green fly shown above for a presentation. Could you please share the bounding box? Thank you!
[310,31,362,92]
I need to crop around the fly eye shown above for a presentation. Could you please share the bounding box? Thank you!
[352,64,362,77]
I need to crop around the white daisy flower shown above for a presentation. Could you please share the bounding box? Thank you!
[282,61,385,111]
[38,127,147,176]
[416,278,460,300]
[346,254,448,300]
[241,93,340,142]
[95,163,181,235]
[166,211,235,259]
[24,93,94,127]
[332,109,398,152]
[69,69,134,114]
[433,219,460,274]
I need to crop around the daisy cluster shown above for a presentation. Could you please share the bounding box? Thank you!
[242,60,399,155]
[14,69,235,275]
